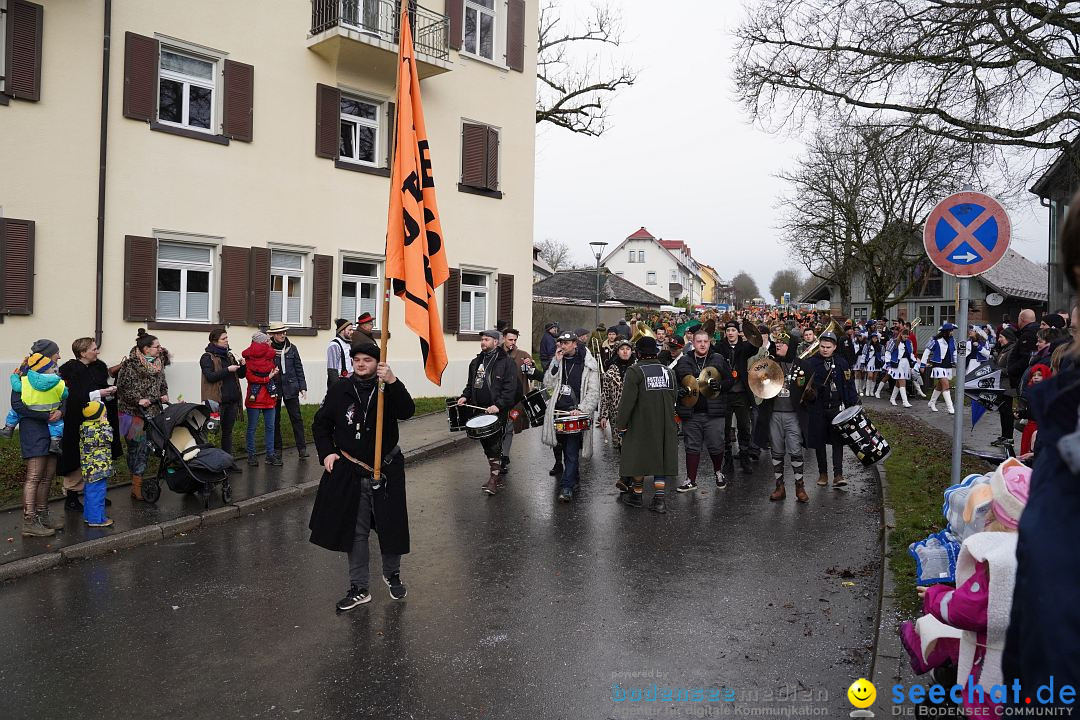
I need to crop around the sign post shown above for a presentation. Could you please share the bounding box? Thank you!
[922,190,1011,485]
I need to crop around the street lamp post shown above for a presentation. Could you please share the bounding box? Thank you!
[589,241,608,331]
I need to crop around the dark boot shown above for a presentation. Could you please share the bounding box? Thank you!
[621,492,643,509]
[130,474,144,500]
[549,463,563,477]
[64,490,83,512]
[615,477,629,492]
[484,458,501,495]
[816,473,828,487]
[648,495,667,514]
[769,483,786,502]
[794,482,809,503]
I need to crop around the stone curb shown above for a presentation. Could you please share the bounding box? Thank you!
[1,434,469,582]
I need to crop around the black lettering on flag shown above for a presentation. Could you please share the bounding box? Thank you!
[401,171,423,203]
[424,208,442,256]
[418,140,434,188]
[403,208,420,246]
[423,255,434,290]
[419,337,430,365]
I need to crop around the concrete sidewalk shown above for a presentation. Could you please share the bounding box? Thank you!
[0,409,463,580]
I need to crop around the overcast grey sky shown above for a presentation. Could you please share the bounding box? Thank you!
[532,1,1051,299]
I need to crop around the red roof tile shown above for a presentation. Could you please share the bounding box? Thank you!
[626,226,655,240]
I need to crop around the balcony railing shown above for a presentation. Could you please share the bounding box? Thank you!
[311,0,450,61]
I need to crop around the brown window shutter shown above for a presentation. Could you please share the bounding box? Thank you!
[385,101,396,168]
[222,59,254,142]
[443,267,461,333]
[0,218,35,314]
[123,235,157,322]
[446,0,464,51]
[506,0,526,72]
[315,83,340,159]
[218,246,250,325]
[4,0,44,101]
[123,32,158,122]
[485,126,499,190]
[497,273,514,328]
[247,246,270,326]
[461,122,486,188]
[311,254,333,330]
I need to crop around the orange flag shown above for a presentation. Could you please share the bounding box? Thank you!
[385,3,450,385]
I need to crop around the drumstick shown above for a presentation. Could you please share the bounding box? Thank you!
[455,403,490,412]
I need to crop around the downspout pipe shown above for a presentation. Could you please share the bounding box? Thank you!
[94,0,111,347]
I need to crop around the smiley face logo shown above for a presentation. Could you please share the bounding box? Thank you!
[847,678,876,709]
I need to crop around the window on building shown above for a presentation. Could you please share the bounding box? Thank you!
[158,47,216,132]
[269,250,305,325]
[463,0,496,61]
[851,306,868,322]
[638,251,645,262]
[670,270,677,282]
[917,304,936,327]
[939,305,956,326]
[156,243,213,321]
[460,121,500,193]
[911,263,943,298]
[615,271,624,277]
[459,272,489,332]
[627,250,635,263]
[646,272,657,285]
[341,259,381,328]
[339,96,381,167]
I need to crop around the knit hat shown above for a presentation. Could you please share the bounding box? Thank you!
[1028,363,1052,384]
[1001,327,1018,343]
[989,458,1031,530]
[1042,313,1066,329]
[480,329,501,341]
[25,353,53,373]
[724,321,739,330]
[350,342,380,361]
[82,401,106,421]
[544,322,559,332]
[251,331,270,344]
[30,339,59,357]
[336,318,353,334]
[635,337,659,357]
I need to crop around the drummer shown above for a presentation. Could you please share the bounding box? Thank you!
[456,330,518,495]
[798,331,859,489]
[499,328,544,475]
[542,331,601,503]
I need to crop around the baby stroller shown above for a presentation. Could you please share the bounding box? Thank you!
[143,402,235,507]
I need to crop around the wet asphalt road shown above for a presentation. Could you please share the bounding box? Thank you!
[0,428,882,720]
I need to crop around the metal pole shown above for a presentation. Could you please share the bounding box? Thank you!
[595,254,601,329]
[951,277,969,485]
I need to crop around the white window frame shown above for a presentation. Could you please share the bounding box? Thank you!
[269,249,307,327]
[338,94,383,168]
[156,44,220,134]
[638,250,645,262]
[155,242,215,323]
[340,256,383,329]
[646,272,657,285]
[462,0,498,62]
[459,271,490,333]
[628,250,635,263]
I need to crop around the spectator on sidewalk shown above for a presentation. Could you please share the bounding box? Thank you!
[354,312,376,346]
[539,322,559,369]
[991,327,1019,449]
[56,337,122,512]
[242,332,281,468]
[9,341,66,537]
[200,329,245,461]
[115,330,169,501]
[79,401,114,528]
[268,324,308,460]
[1003,186,1080,701]
[326,319,354,388]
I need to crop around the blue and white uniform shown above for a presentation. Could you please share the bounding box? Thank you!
[886,336,914,380]
[921,336,957,379]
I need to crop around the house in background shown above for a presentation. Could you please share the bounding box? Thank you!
[1029,140,1078,312]
[532,268,667,345]
[533,245,554,282]
[800,248,1047,347]
[600,227,705,306]
[699,263,721,304]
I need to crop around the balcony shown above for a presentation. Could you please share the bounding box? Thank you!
[309,0,452,78]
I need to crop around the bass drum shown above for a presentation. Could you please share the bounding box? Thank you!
[522,389,547,428]
[831,405,891,466]
[465,413,504,440]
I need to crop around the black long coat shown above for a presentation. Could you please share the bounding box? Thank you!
[308,377,415,554]
[802,354,859,450]
[57,359,123,476]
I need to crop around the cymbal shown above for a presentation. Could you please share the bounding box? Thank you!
[748,357,784,399]
[680,374,700,408]
[742,319,763,348]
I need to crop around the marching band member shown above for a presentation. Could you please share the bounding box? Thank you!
[852,326,867,395]
[658,336,685,367]
[965,326,992,375]
[885,326,915,407]
[599,328,619,369]
[918,322,957,414]
[542,332,601,504]
[500,328,543,476]
[762,330,808,503]
[839,323,858,367]
[599,340,636,493]
[796,325,817,357]
[714,321,758,474]
[675,328,735,492]
[865,332,885,397]
[457,330,518,495]
[799,331,859,488]
[614,336,679,513]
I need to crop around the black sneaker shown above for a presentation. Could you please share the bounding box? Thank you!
[558,487,572,503]
[549,463,564,477]
[383,573,408,600]
[336,585,371,612]
[298,449,310,459]
[675,480,698,493]
[990,436,1007,448]
[501,455,511,469]
[247,455,259,467]
[268,455,284,467]
[715,472,728,490]
[621,492,643,508]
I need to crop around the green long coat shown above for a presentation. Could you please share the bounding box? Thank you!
[614,359,679,477]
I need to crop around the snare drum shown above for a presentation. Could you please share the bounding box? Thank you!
[446,398,478,432]
[831,406,891,466]
[522,389,547,428]
[465,414,504,440]
[553,412,591,435]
